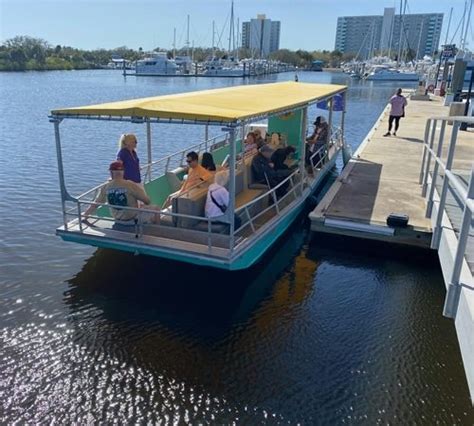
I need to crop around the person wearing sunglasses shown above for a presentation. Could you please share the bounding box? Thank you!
[180,151,212,193]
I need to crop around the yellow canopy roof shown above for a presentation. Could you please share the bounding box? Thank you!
[51,81,347,123]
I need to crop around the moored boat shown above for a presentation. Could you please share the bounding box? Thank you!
[49,81,348,270]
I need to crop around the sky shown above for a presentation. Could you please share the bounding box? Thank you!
[0,0,472,52]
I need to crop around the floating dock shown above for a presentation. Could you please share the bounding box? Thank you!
[310,95,474,402]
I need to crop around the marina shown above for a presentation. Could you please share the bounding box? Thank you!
[3,0,474,420]
[1,69,473,422]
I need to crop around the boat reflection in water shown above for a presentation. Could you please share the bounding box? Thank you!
[64,211,321,422]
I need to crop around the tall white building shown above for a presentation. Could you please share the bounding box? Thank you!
[242,14,281,57]
[335,8,443,59]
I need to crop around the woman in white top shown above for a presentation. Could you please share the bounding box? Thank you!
[205,170,230,218]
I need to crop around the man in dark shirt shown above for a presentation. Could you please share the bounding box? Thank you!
[271,146,296,171]
[251,145,291,196]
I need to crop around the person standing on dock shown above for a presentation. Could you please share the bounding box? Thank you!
[384,88,407,137]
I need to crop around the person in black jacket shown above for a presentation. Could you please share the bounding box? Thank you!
[251,145,291,196]
[271,146,296,170]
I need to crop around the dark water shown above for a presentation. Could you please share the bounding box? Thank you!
[1,70,473,423]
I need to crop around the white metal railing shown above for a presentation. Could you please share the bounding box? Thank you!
[419,116,474,319]
[140,133,230,183]
[67,198,235,253]
[234,168,303,240]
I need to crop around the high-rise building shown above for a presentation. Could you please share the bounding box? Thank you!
[242,14,281,57]
[335,8,443,59]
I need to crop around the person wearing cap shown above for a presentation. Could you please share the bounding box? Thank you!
[305,116,329,168]
[83,160,160,225]
[251,145,291,196]
[117,133,141,184]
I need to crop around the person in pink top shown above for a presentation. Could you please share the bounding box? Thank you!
[384,88,408,137]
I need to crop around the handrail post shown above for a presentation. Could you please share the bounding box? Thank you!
[443,168,474,318]
[146,118,152,183]
[77,201,83,232]
[422,119,437,196]
[245,207,255,232]
[431,121,460,249]
[419,119,432,184]
[426,120,446,217]
[300,107,307,181]
[207,218,212,252]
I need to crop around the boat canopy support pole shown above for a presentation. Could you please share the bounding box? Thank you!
[300,107,307,182]
[228,127,236,252]
[53,119,74,228]
[146,119,152,182]
[341,92,346,146]
[327,95,334,153]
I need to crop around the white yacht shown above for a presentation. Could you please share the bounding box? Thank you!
[135,52,178,76]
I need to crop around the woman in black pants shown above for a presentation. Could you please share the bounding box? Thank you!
[384,88,407,137]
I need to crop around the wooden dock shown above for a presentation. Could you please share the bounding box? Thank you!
[310,95,471,248]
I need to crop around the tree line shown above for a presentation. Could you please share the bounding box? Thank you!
[0,36,354,71]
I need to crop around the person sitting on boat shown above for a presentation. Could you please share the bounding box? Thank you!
[201,152,217,172]
[205,170,242,231]
[271,146,297,171]
[305,116,329,168]
[83,160,160,225]
[251,145,291,196]
[180,151,213,193]
[244,132,258,153]
[253,128,266,149]
[117,133,141,184]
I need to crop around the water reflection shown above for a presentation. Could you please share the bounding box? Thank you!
[61,213,320,423]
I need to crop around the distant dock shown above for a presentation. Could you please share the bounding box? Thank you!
[309,94,474,402]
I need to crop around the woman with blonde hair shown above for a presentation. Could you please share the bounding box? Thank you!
[117,133,141,183]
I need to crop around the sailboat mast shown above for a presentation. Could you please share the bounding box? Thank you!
[444,7,453,45]
[461,0,473,50]
[228,0,234,54]
[397,0,403,65]
[236,17,239,60]
[186,14,190,57]
[212,20,215,57]
[173,27,176,58]
[416,20,424,61]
